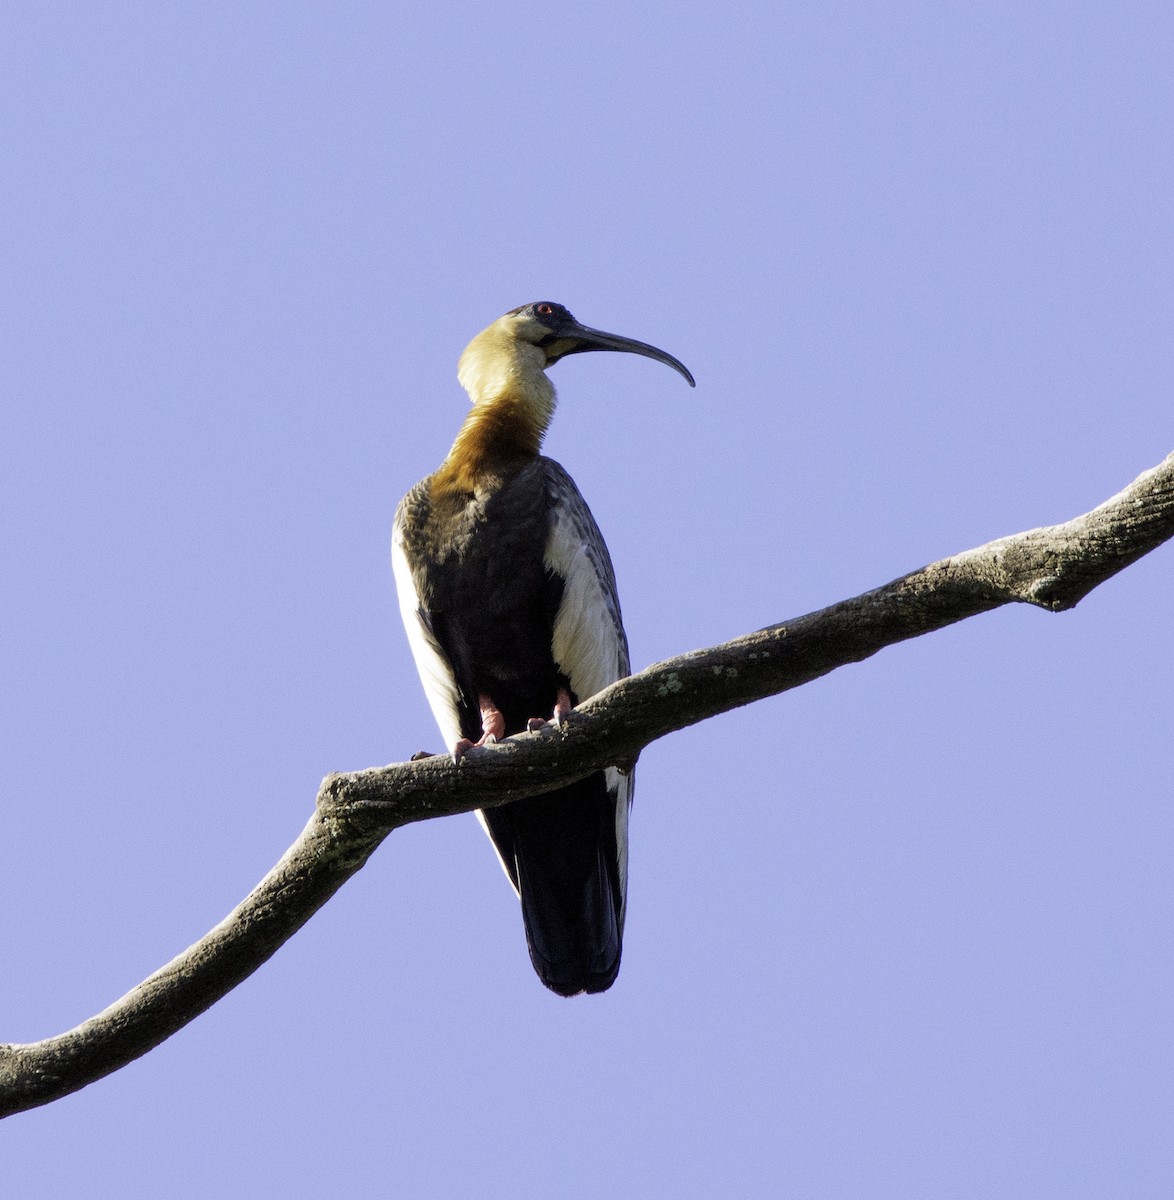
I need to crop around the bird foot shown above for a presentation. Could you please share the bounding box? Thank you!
[452,695,506,763]
[526,688,574,733]
[451,733,498,763]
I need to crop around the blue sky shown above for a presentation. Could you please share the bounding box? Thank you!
[3,3,1172,1196]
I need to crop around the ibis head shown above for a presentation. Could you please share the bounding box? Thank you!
[457,301,695,406]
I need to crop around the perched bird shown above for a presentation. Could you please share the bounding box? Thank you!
[392,301,694,996]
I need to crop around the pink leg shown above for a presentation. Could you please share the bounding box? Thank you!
[527,687,574,733]
[451,694,506,762]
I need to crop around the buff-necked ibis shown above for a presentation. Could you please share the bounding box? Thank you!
[392,302,694,995]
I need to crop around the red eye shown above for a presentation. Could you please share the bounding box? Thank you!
[537,303,553,315]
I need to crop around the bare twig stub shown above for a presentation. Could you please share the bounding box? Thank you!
[2,452,1171,1118]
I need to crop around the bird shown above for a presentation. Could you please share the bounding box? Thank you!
[391,301,694,996]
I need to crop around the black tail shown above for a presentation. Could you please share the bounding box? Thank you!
[482,773,624,996]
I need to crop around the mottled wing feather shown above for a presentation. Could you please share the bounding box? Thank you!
[539,459,633,925]
[392,486,465,753]
[541,459,630,698]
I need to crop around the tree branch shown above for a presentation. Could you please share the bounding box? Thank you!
[2,451,1171,1118]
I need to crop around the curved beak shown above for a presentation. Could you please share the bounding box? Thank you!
[544,321,695,387]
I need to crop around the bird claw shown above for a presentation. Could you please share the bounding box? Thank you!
[451,732,498,764]
[527,713,568,734]
[452,694,506,762]
[528,688,574,734]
